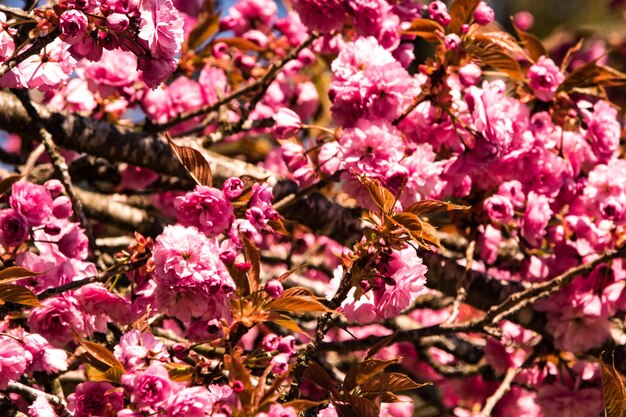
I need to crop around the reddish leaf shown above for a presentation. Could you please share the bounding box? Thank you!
[186,0,220,50]
[166,134,213,187]
[269,312,305,333]
[472,30,527,59]
[346,395,380,417]
[304,361,335,391]
[0,284,41,306]
[560,39,583,72]
[449,0,481,34]
[365,331,398,360]
[357,175,396,214]
[283,399,327,413]
[224,353,254,405]
[358,372,426,394]
[401,18,443,42]
[468,44,524,80]
[344,359,398,392]
[267,295,330,313]
[560,61,626,91]
[0,266,42,284]
[164,362,195,383]
[600,352,626,417]
[405,200,470,216]
[80,340,125,373]
[389,212,442,249]
[0,175,23,196]
[512,22,547,62]
[267,218,290,236]
[211,37,265,52]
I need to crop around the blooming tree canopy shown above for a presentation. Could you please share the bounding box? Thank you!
[0,0,625,416]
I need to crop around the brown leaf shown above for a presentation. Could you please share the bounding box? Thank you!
[357,175,396,214]
[0,175,23,196]
[600,351,626,417]
[449,0,481,34]
[405,200,470,216]
[512,22,547,62]
[79,340,124,373]
[0,284,41,306]
[166,134,213,187]
[86,364,125,384]
[344,359,398,392]
[211,37,265,52]
[267,218,290,236]
[359,372,426,394]
[346,395,380,417]
[560,61,626,91]
[468,44,523,80]
[365,331,398,360]
[401,18,443,42]
[164,362,195,383]
[0,266,42,284]
[283,399,327,413]
[241,234,260,294]
[224,353,254,405]
[267,295,330,313]
[269,312,305,333]
[389,212,442,249]
[560,39,583,72]
[304,361,335,391]
[472,31,527,59]
[186,0,220,50]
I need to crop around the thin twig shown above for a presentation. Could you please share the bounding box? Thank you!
[12,89,103,267]
[5,381,70,417]
[479,367,522,417]
[151,34,320,132]
[37,256,148,300]
[318,247,626,352]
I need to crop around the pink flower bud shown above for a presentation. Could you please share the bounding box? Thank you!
[59,10,88,45]
[52,196,73,219]
[444,34,461,50]
[106,13,130,32]
[473,2,495,26]
[222,177,244,200]
[231,380,244,393]
[277,335,296,354]
[212,42,228,59]
[273,108,302,139]
[44,179,64,198]
[270,353,290,375]
[262,334,280,351]
[459,62,482,86]
[265,279,283,298]
[513,11,534,31]
[428,1,451,26]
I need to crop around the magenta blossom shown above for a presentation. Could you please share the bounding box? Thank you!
[67,382,124,417]
[0,209,29,247]
[175,186,234,236]
[10,181,53,227]
[528,56,564,102]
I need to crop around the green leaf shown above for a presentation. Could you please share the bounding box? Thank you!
[401,18,443,42]
[449,0,481,34]
[600,351,626,417]
[0,284,41,306]
[166,134,213,187]
[0,266,42,284]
